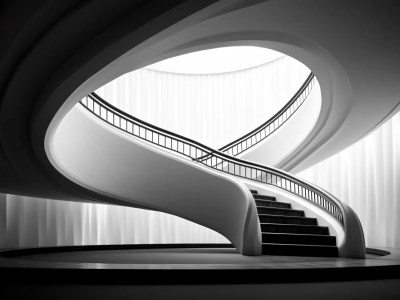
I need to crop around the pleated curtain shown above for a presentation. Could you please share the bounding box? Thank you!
[297,111,400,248]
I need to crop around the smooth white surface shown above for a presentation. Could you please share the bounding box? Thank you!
[298,110,400,248]
[47,105,261,255]
[239,80,321,166]
[145,46,284,74]
[95,55,309,149]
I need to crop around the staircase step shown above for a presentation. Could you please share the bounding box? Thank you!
[262,233,336,246]
[256,199,291,209]
[262,243,338,257]
[261,223,330,235]
[257,207,304,217]
[258,214,318,225]
[253,194,276,201]
[250,189,258,194]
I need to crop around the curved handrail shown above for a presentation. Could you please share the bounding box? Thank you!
[79,92,344,228]
[218,72,316,157]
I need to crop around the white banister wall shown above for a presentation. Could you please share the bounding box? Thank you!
[96,55,310,149]
[46,105,261,255]
[238,79,321,166]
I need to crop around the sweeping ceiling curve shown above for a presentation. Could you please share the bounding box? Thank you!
[145,46,285,74]
[45,27,352,178]
[1,0,399,201]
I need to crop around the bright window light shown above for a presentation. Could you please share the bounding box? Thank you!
[146,46,284,74]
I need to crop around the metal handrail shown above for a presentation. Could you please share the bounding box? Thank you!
[79,91,344,227]
[217,72,316,157]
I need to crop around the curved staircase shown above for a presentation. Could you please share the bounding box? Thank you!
[49,76,365,258]
[251,189,338,257]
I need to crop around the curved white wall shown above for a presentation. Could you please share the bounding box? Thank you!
[239,80,321,166]
[47,105,261,255]
[96,55,310,149]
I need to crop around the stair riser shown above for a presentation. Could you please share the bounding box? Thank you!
[259,215,317,225]
[261,224,329,235]
[253,190,338,257]
[256,200,291,209]
[262,234,336,246]
[257,207,304,217]
[262,244,338,257]
[254,195,276,201]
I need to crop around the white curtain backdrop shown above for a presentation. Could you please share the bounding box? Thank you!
[96,55,309,148]
[297,111,400,248]
[0,194,229,248]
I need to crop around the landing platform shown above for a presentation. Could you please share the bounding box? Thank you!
[1,244,400,299]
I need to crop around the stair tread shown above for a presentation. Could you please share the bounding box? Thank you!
[254,195,276,201]
[255,193,337,256]
[255,199,290,205]
[260,224,329,235]
[262,243,338,257]
[255,200,291,209]
[260,222,328,229]
[258,214,316,220]
[257,207,303,213]
[259,214,318,225]
[261,232,335,238]
[262,232,336,246]
[262,242,337,248]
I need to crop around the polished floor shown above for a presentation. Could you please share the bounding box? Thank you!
[1,246,395,269]
[1,244,400,300]
[0,244,399,273]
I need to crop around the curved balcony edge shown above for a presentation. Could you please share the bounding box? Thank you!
[218,72,316,157]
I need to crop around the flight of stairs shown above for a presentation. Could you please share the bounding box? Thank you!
[251,189,339,257]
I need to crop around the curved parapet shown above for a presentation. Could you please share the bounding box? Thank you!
[47,105,262,255]
[192,72,320,167]
[321,190,366,258]
[242,179,365,258]
[238,75,321,166]
[219,73,317,158]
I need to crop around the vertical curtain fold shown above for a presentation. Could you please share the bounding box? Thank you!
[298,111,400,248]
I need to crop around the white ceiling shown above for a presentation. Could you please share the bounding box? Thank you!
[145,46,284,74]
